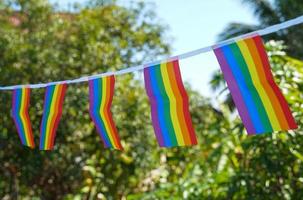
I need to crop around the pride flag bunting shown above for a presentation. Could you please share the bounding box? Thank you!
[144,60,197,147]
[214,35,297,134]
[12,88,35,148]
[89,76,123,150]
[40,84,67,150]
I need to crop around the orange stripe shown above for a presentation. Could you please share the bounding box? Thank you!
[45,86,58,149]
[172,60,197,144]
[21,89,30,145]
[100,78,116,148]
[49,85,66,149]
[102,77,116,147]
[24,88,35,147]
[253,36,296,129]
[108,77,122,149]
[19,89,30,145]
[106,76,122,150]
[166,62,191,145]
[245,38,289,130]
[48,85,62,149]
[43,86,59,149]
[46,85,62,149]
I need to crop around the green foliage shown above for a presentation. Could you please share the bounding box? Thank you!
[0,1,302,200]
[0,0,171,199]
[127,41,303,200]
[218,0,303,59]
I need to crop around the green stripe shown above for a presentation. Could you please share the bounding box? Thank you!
[43,85,56,148]
[154,65,178,146]
[230,43,272,131]
[19,90,28,145]
[46,86,56,114]
[97,78,113,147]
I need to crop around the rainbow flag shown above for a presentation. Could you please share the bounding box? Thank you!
[12,88,35,148]
[89,76,123,150]
[39,84,67,150]
[213,35,297,134]
[144,60,197,147]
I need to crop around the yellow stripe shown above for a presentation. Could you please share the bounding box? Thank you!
[160,62,185,145]
[45,85,60,149]
[237,40,281,130]
[99,77,116,147]
[19,88,30,145]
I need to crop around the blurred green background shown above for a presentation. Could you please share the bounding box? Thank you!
[0,0,302,199]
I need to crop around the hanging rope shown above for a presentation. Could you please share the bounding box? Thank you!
[1,15,303,90]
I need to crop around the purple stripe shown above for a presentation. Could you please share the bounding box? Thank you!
[89,81,103,145]
[214,48,256,134]
[89,80,103,146]
[12,90,17,113]
[88,81,95,114]
[88,80,109,147]
[144,68,164,146]
[12,89,26,144]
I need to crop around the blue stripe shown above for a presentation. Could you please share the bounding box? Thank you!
[91,79,112,147]
[13,89,26,144]
[148,66,173,147]
[221,46,265,133]
[39,85,55,149]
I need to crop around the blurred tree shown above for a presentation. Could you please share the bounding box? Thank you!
[210,0,303,111]
[128,40,303,200]
[207,4,303,196]
[0,0,302,199]
[218,0,303,59]
[0,0,171,199]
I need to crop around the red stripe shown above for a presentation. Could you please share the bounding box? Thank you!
[166,61,191,145]
[253,36,297,129]
[46,86,61,150]
[44,85,62,150]
[13,90,26,145]
[172,60,197,145]
[106,76,123,150]
[24,88,35,148]
[49,84,67,149]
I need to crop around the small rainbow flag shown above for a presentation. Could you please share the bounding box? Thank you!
[144,60,197,147]
[214,35,297,134]
[89,76,123,150]
[39,84,67,150]
[12,88,35,148]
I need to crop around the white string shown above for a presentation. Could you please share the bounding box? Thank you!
[1,15,303,90]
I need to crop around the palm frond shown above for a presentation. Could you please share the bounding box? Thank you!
[240,0,280,24]
[217,23,260,41]
[209,69,225,91]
